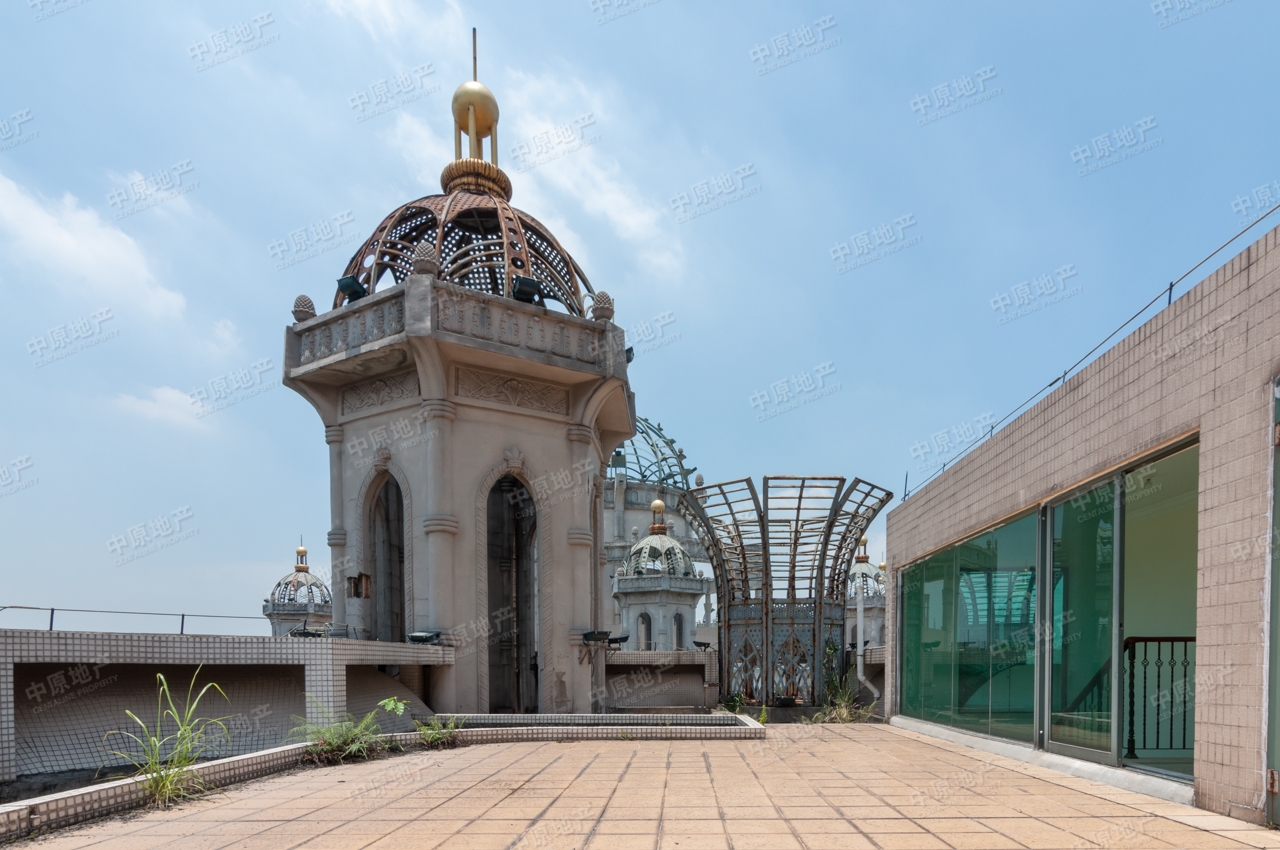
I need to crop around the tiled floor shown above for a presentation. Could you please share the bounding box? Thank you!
[18,724,1280,850]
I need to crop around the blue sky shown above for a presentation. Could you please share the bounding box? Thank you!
[1,0,1276,633]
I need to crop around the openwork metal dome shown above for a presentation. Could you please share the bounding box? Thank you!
[610,417,696,488]
[336,184,595,316]
[626,532,696,577]
[269,546,332,606]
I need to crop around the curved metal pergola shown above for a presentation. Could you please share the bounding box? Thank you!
[678,475,892,707]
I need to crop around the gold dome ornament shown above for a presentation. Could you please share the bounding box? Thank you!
[649,499,667,535]
[451,29,500,166]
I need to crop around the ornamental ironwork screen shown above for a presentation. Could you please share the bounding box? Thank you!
[679,476,892,707]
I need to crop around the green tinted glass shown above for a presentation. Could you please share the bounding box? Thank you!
[989,514,1037,743]
[1050,480,1116,752]
[922,550,956,725]
[900,564,923,718]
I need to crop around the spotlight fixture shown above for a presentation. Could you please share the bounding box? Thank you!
[337,275,368,303]
[511,274,539,303]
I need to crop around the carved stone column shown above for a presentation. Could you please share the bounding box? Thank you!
[566,424,597,711]
[420,398,457,711]
[324,425,348,627]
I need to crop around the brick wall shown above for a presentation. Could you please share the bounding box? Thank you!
[885,224,1280,821]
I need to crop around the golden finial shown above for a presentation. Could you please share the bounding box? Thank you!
[295,539,309,572]
[451,28,499,166]
[648,499,667,535]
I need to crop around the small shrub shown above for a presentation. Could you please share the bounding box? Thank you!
[756,705,768,725]
[104,667,229,808]
[720,693,745,714]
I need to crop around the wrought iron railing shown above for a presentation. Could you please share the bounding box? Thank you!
[1124,636,1195,758]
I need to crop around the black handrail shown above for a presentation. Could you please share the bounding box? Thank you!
[1124,636,1195,759]
[0,605,263,634]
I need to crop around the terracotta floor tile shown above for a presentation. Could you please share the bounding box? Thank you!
[930,834,1025,849]
[655,835,730,850]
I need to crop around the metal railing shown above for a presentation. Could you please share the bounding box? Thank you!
[1124,636,1195,758]
[0,605,265,635]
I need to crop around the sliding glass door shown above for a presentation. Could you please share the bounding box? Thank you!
[1047,478,1119,761]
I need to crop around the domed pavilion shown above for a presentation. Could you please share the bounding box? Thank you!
[612,499,710,651]
[263,546,333,637]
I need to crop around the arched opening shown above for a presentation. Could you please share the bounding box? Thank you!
[370,476,405,642]
[638,612,653,651]
[486,475,538,712]
[673,613,685,650]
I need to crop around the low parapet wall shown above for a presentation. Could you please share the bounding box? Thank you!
[0,629,453,783]
[603,650,719,709]
[0,714,762,841]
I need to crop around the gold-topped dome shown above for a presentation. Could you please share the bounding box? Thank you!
[269,545,330,605]
[333,29,595,317]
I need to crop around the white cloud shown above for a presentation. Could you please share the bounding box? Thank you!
[322,0,465,47]
[0,171,185,320]
[502,71,684,278]
[203,318,241,358]
[114,386,209,431]
[390,112,456,189]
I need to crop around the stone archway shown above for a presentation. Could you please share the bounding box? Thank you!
[485,475,539,713]
[369,476,406,642]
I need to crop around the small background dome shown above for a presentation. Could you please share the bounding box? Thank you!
[268,547,332,605]
[627,532,695,577]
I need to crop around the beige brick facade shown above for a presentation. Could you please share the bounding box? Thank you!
[885,224,1280,822]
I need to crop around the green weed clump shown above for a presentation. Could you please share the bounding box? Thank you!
[416,715,464,750]
[805,683,878,724]
[291,696,407,765]
[104,667,230,808]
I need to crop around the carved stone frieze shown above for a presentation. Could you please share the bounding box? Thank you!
[299,292,406,365]
[435,285,601,366]
[342,371,420,415]
[455,366,569,416]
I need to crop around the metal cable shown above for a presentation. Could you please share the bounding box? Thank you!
[904,200,1280,499]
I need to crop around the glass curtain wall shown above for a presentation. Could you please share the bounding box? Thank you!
[898,512,1036,741]
[900,444,1199,767]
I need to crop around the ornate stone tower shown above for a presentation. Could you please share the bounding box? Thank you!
[282,55,634,713]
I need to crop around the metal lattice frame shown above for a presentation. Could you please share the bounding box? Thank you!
[335,192,594,316]
[679,475,892,706]
[608,417,696,489]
